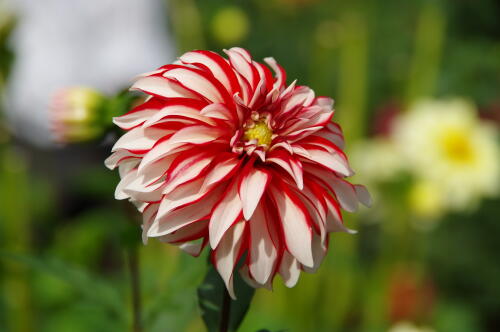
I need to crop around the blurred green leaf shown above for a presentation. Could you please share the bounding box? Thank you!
[143,252,205,332]
[198,262,255,332]
[0,252,126,324]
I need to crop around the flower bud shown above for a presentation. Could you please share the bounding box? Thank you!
[50,87,106,144]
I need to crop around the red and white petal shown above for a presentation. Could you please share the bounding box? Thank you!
[105,150,141,170]
[202,155,241,190]
[131,76,204,100]
[200,103,235,122]
[278,251,301,288]
[143,105,216,127]
[224,48,258,89]
[209,180,243,249]
[264,57,286,91]
[269,184,314,268]
[113,109,159,130]
[163,67,231,104]
[159,220,208,244]
[239,265,273,290]
[229,47,252,62]
[249,203,278,285]
[329,177,361,212]
[112,127,166,153]
[354,184,372,207]
[141,203,160,244]
[162,153,214,195]
[114,168,138,200]
[315,123,345,149]
[138,126,224,171]
[239,167,271,220]
[295,184,327,243]
[155,178,225,223]
[324,194,356,233]
[278,86,315,119]
[117,158,140,178]
[295,145,354,177]
[148,197,213,237]
[136,153,179,186]
[122,174,164,202]
[213,221,246,299]
[177,240,206,257]
[180,50,240,95]
[302,234,327,273]
[266,150,303,189]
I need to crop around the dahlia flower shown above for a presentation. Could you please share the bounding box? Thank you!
[106,47,370,296]
[50,87,106,143]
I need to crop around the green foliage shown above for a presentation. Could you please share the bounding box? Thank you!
[0,253,128,331]
[198,262,255,332]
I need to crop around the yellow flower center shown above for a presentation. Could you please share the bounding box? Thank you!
[440,128,475,164]
[243,120,273,147]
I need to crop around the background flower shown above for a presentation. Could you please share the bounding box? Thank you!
[50,87,106,143]
[393,99,499,211]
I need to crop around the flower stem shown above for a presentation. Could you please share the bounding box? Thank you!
[219,287,231,332]
[127,246,142,332]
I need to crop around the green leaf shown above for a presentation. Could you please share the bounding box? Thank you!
[197,261,255,332]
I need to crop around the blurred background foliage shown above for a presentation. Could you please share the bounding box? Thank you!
[1,0,499,331]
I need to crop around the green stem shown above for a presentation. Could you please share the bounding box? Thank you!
[127,246,142,332]
[219,288,231,332]
[405,1,446,104]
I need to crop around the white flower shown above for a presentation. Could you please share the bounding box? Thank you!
[393,99,500,211]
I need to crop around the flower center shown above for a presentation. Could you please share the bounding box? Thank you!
[243,120,273,147]
[440,128,475,164]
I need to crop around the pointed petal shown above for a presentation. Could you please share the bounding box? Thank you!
[111,127,166,152]
[213,222,246,299]
[279,251,301,288]
[209,181,243,249]
[269,185,314,267]
[296,146,353,177]
[180,50,240,95]
[249,203,278,284]
[138,126,223,171]
[131,76,203,100]
[162,153,214,195]
[354,185,372,207]
[267,150,303,189]
[239,168,271,220]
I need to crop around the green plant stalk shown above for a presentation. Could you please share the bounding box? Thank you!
[122,202,144,332]
[0,146,34,332]
[219,288,231,332]
[127,246,142,332]
[336,10,369,143]
[405,1,446,105]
